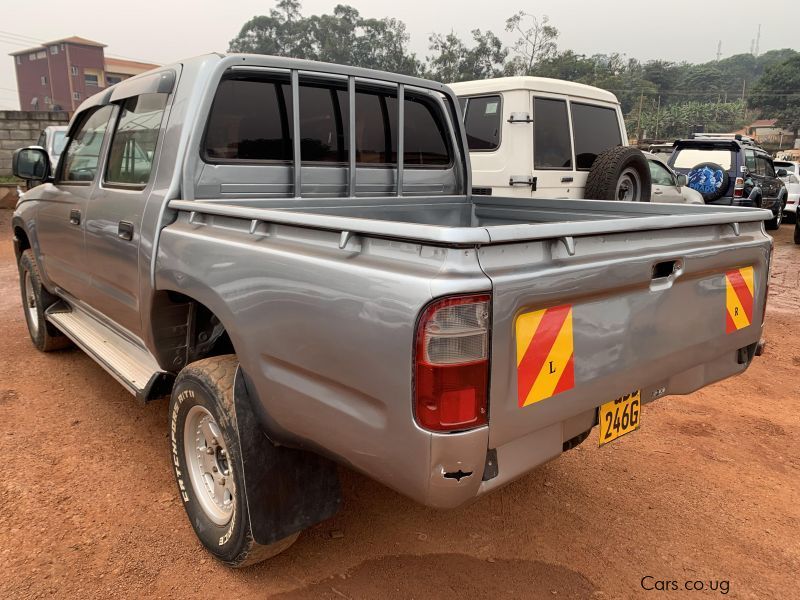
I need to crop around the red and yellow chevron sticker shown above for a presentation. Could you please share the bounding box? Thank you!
[516,304,574,408]
[725,266,754,334]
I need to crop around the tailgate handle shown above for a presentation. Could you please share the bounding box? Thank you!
[652,260,680,280]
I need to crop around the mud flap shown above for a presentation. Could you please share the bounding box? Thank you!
[233,366,341,545]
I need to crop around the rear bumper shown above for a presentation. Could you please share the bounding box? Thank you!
[784,195,798,214]
[422,337,763,508]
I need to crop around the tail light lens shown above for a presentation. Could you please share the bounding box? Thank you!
[734,177,745,198]
[414,294,490,432]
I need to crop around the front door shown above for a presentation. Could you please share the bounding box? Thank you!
[83,93,167,337]
[35,105,115,299]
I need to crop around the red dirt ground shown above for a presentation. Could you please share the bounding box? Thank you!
[0,209,797,599]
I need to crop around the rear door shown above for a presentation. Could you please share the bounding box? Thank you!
[477,225,769,450]
[569,101,625,198]
[531,95,575,197]
[648,158,683,202]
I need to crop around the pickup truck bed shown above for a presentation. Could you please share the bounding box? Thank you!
[161,195,771,506]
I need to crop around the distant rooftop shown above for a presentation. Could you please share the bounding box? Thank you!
[9,36,106,56]
[748,119,779,128]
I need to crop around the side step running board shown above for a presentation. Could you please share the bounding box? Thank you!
[47,305,171,402]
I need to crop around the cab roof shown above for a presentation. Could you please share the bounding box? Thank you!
[448,76,619,104]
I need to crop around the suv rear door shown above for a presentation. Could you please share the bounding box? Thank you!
[531,94,574,197]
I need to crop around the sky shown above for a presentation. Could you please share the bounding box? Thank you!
[1,0,797,109]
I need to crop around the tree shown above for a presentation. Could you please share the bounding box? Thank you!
[229,1,421,75]
[748,55,800,131]
[504,12,559,75]
[426,29,507,82]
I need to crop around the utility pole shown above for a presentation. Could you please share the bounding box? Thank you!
[636,91,645,143]
[741,79,747,119]
[654,95,662,140]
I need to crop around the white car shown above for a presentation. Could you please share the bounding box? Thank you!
[645,152,704,204]
[774,160,800,222]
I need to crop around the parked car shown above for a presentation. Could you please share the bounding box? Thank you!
[668,133,787,229]
[450,77,652,201]
[35,125,68,168]
[648,142,675,158]
[645,152,703,204]
[12,54,771,567]
[774,160,800,223]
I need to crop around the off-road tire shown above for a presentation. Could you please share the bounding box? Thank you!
[169,355,299,568]
[18,249,72,352]
[765,196,786,230]
[585,146,651,202]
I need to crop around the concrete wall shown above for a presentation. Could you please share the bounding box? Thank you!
[0,110,71,176]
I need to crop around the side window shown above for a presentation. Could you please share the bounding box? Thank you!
[204,76,293,162]
[105,93,167,186]
[355,89,397,165]
[754,156,767,176]
[403,95,451,166]
[648,160,675,186]
[533,98,572,169]
[463,95,501,151]
[571,103,622,170]
[744,149,757,172]
[762,157,776,177]
[59,105,114,183]
[36,132,46,147]
[299,84,348,163]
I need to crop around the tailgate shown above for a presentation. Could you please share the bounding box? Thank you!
[478,222,770,449]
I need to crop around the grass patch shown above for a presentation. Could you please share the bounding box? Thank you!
[0,175,22,185]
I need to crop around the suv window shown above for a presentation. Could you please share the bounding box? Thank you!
[745,149,757,172]
[204,76,292,162]
[533,98,572,169]
[462,95,501,151]
[672,148,734,171]
[757,155,775,177]
[648,159,675,186]
[106,94,167,186]
[571,103,622,170]
[60,105,114,183]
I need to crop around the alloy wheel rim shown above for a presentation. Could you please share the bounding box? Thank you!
[184,405,235,526]
[24,271,39,336]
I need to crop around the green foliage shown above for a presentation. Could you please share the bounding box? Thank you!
[228,1,800,137]
[748,55,800,131]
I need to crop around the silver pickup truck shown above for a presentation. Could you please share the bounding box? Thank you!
[11,54,772,567]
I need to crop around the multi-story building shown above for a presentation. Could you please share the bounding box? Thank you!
[10,36,159,112]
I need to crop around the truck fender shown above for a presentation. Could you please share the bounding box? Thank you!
[232,365,341,544]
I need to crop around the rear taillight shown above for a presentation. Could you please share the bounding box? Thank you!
[414,294,490,432]
[734,177,745,198]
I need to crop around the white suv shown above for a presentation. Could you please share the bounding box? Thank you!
[450,77,651,201]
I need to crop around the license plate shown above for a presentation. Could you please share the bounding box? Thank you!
[598,390,641,446]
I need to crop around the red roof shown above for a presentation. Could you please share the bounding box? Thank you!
[749,119,778,128]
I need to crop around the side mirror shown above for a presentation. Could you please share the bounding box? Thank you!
[776,168,788,177]
[13,147,51,182]
[676,173,688,187]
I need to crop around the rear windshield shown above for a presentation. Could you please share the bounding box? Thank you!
[672,148,734,171]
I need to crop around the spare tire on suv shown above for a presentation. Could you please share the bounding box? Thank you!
[585,146,652,202]
[686,162,729,202]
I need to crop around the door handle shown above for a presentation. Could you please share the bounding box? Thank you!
[69,209,81,225]
[653,189,663,194]
[117,221,134,241]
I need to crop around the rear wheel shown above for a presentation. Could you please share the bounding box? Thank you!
[169,355,299,567]
[765,197,785,230]
[585,146,651,202]
[17,249,71,352]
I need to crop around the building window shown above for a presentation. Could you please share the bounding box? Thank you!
[60,43,65,50]
[71,66,79,76]
[15,56,20,65]
[29,52,36,61]
[106,75,123,86]
[41,76,48,86]
[36,50,46,59]
[84,74,99,87]
[50,45,58,55]
[44,96,51,105]
[73,92,81,101]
